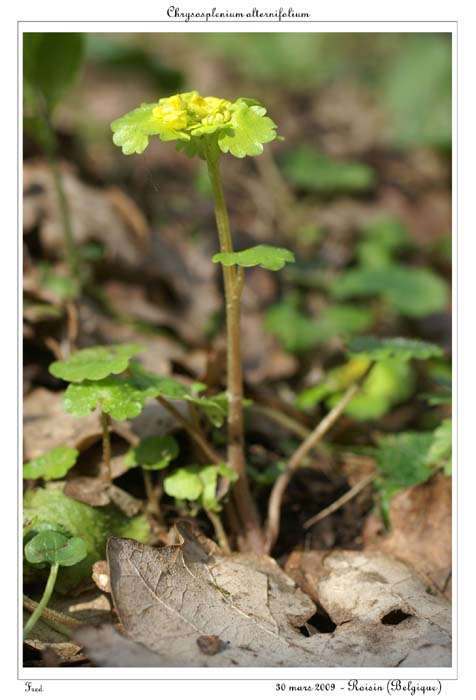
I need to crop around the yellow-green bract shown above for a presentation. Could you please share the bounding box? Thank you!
[111,91,280,158]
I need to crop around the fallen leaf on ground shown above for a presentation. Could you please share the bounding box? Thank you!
[23,161,146,267]
[75,523,451,667]
[362,473,452,598]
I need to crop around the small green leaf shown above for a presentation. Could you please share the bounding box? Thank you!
[348,336,444,362]
[332,264,449,318]
[218,103,279,158]
[64,376,148,420]
[50,344,144,382]
[213,244,295,272]
[265,298,373,353]
[127,363,190,399]
[426,418,452,475]
[199,464,238,511]
[24,531,87,567]
[124,435,179,471]
[23,446,79,481]
[40,265,80,300]
[163,468,203,501]
[111,103,189,155]
[357,217,410,268]
[375,432,435,488]
[281,147,375,194]
[297,357,415,420]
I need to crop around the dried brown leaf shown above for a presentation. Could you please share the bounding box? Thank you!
[76,524,451,667]
[23,161,144,267]
[363,474,452,598]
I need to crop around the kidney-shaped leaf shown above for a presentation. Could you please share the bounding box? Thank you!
[25,531,87,567]
[348,336,444,362]
[124,435,179,471]
[23,446,79,481]
[50,344,144,382]
[213,244,295,272]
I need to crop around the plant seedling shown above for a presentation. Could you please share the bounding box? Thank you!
[23,531,87,637]
[111,91,295,551]
[23,446,79,481]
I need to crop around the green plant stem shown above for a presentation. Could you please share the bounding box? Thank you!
[23,563,59,638]
[100,410,112,482]
[204,138,265,553]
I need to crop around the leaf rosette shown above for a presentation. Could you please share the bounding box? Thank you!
[111,91,280,158]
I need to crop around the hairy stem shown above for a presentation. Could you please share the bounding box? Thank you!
[204,138,264,553]
[100,410,112,482]
[23,563,59,638]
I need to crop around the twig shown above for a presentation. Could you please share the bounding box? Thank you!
[206,510,232,555]
[264,381,364,554]
[23,595,81,637]
[65,299,79,354]
[303,472,377,528]
[142,469,159,516]
[157,396,222,465]
[248,403,310,440]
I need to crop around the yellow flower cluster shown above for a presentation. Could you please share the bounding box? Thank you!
[152,91,232,132]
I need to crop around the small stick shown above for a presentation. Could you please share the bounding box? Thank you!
[100,410,112,482]
[142,469,159,515]
[303,472,377,528]
[23,594,81,637]
[248,403,310,440]
[65,299,79,354]
[157,396,222,465]
[264,381,365,554]
[206,510,232,555]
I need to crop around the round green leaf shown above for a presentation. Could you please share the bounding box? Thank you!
[163,468,203,501]
[24,531,87,567]
[49,344,144,382]
[23,446,79,481]
[64,376,148,421]
[347,336,444,362]
[213,245,295,272]
[124,435,179,471]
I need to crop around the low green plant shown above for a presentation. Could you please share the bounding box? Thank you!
[23,531,87,637]
[111,90,295,551]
